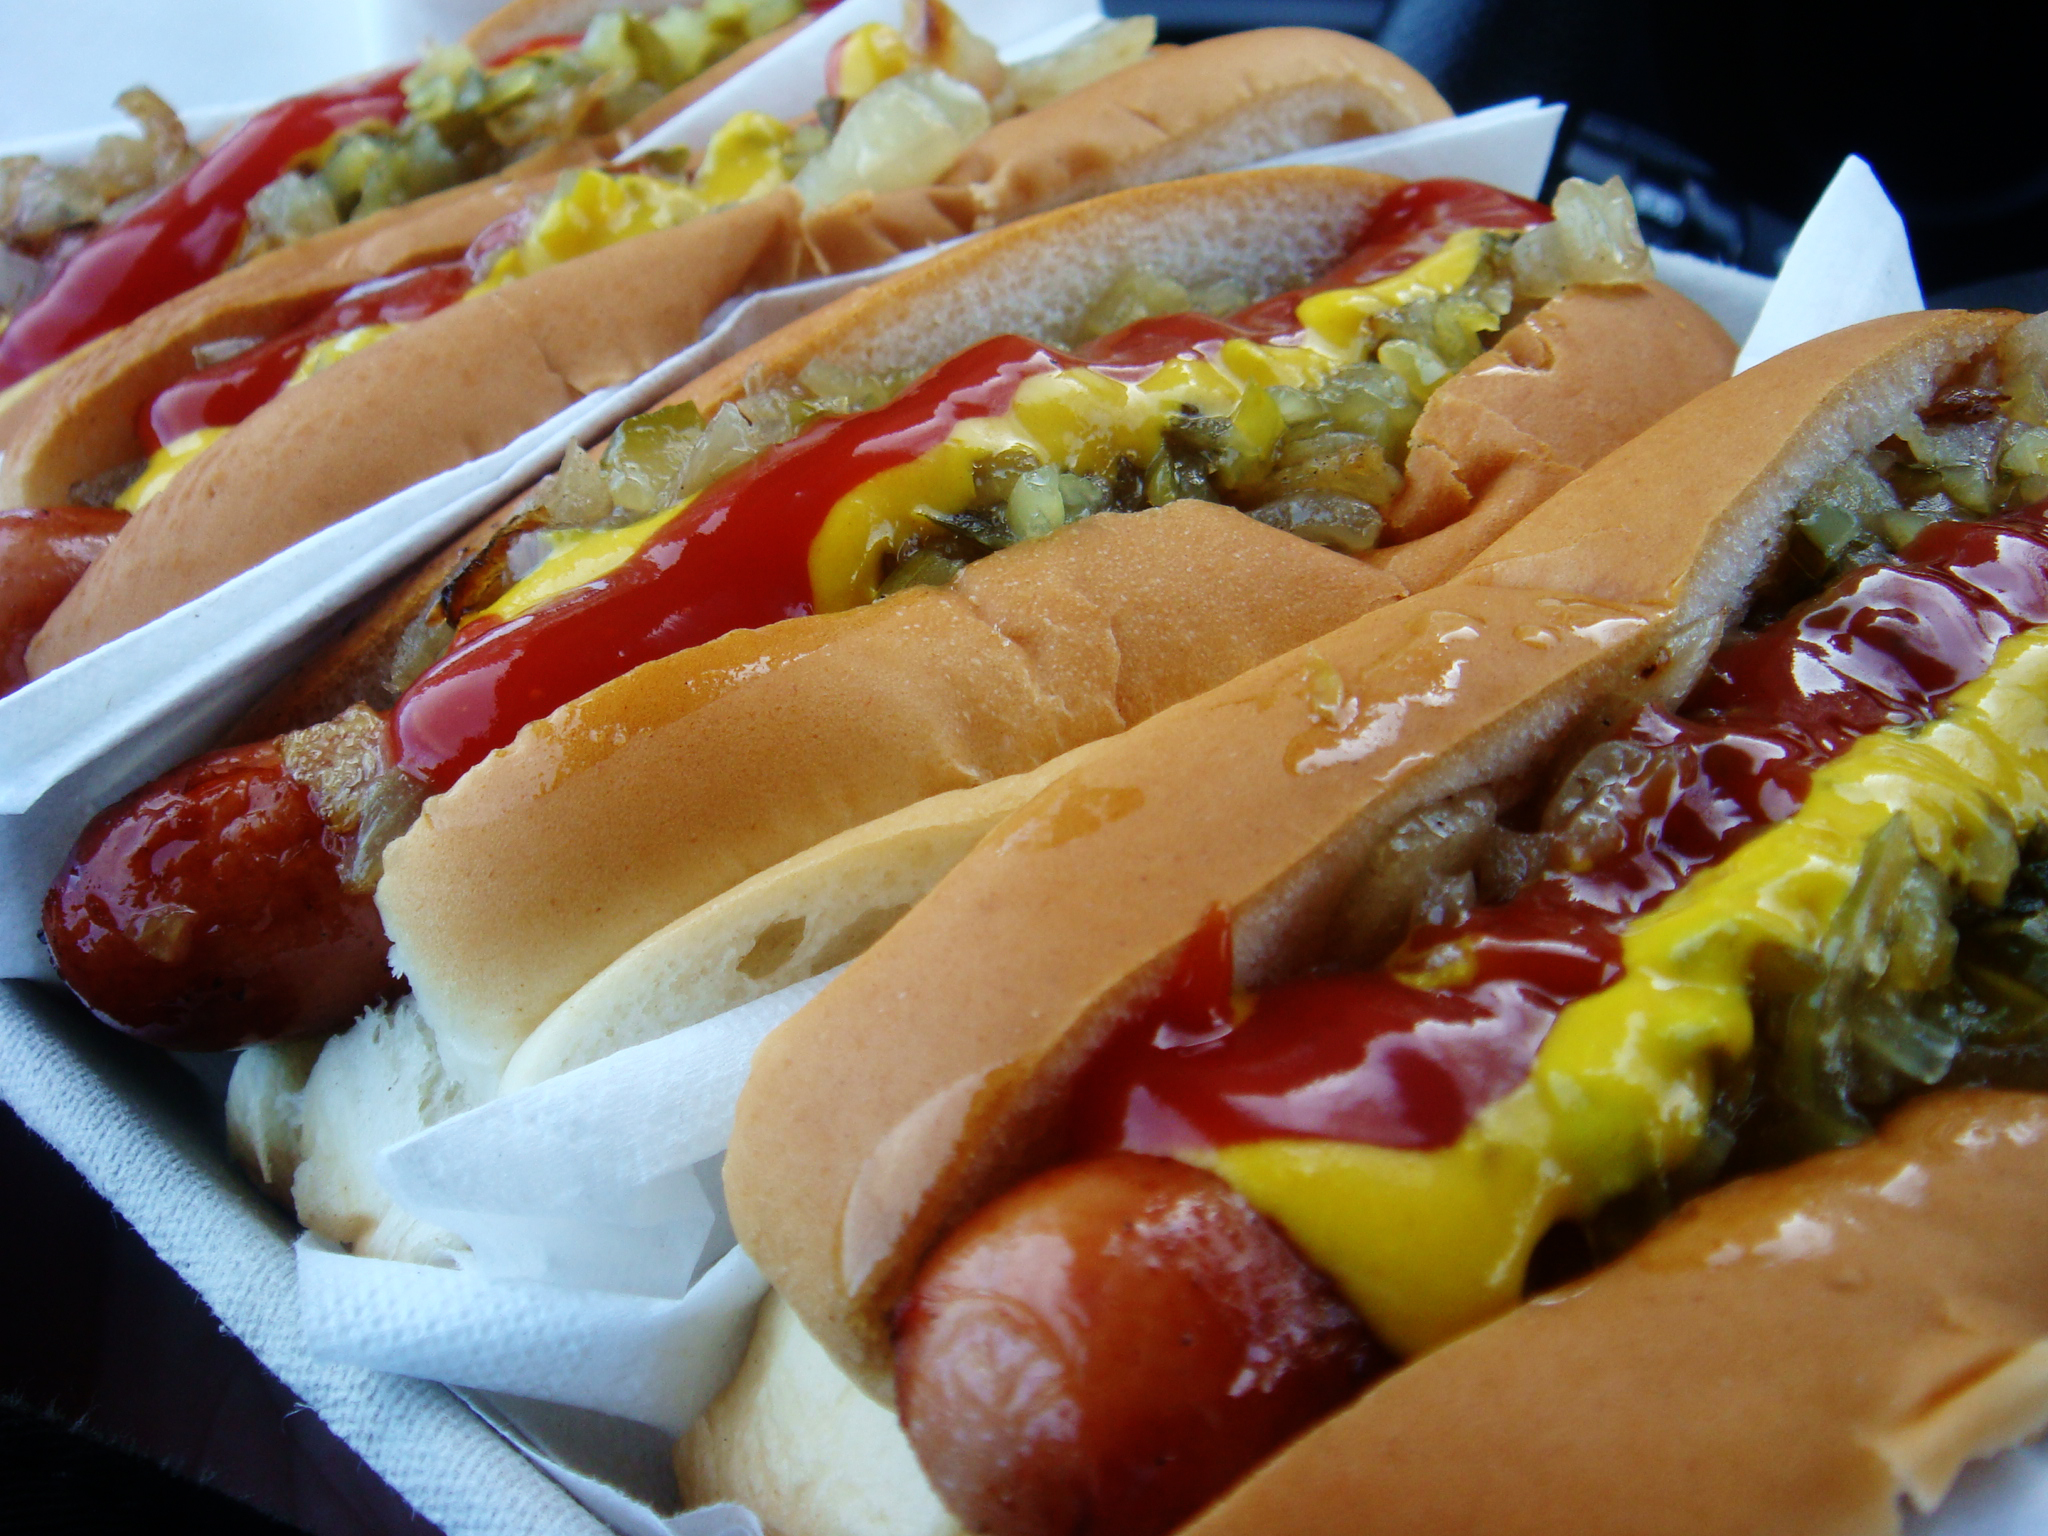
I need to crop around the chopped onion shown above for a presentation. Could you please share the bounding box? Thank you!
[790,68,991,209]
[1004,16,1157,114]
[1509,175,1653,299]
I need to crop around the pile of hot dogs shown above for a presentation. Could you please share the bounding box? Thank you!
[18,4,2048,1534]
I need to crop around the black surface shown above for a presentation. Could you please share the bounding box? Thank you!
[0,1095,440,1536]
[1117,0,2048,291]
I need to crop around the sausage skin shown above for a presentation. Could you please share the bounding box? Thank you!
[42,740,395,1048]
[0,506,125,694]
[894,1153,1385,1536]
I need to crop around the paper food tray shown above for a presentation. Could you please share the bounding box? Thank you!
[0,62,1964,1536]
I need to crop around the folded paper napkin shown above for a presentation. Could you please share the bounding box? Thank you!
[297,972,843,1440]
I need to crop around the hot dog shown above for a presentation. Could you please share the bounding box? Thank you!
[172,166,1736,1258]
[4,15,1452,682]
[0,0,808,402]
[709,307,2048,1535]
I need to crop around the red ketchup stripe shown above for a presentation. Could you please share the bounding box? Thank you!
[389,179,1545,794]
[0,69,412,389]
[140,259,473,450]
[1070,506,2048,1157]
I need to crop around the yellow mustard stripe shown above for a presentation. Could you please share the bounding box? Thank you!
[289,323,397,384]
[116,427,227,511]
[1214,625,2048,1357]
[483,502,694,622]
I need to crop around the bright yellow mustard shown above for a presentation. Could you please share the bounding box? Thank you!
[1213,625,2048,1358]
[116,428,227,511]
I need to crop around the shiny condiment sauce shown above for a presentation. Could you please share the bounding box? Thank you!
[1071,506,2048,1159]
[140,259,473,450]
[0,70,412,390]
[387,180,1552,792]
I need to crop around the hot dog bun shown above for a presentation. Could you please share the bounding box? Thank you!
[800,29,1449,269]
[723,307,2014,1393]
[1176,1088,2048,1536]
[26,189,806,674]
[22,29,1451,674]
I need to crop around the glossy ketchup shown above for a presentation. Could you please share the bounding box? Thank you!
[0,69,412,390]
[1070,507,2048,1158]
[140,259,474,450]
[388,180,1550,792]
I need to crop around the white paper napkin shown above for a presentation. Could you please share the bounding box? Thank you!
[299,971,841,1430]
[1736,155,1922,373]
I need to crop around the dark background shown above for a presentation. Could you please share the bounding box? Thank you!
[9,0,2048,1530]
[1111,0,2048,307]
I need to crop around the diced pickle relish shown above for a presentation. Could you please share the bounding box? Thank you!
[383,182,1573,792]
[1069,490,2048,1356]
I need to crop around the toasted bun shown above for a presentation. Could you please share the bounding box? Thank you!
[947,29,1446,221]
[798,29,1450,272]
[723,308,2017,1393]
[690,1090,2048,1536]
[26,191,806,674]
[1181,1090,2048,1536]
[376,501,1403,1086]
[1365,277,1736,585]
[500,740,1115,1094]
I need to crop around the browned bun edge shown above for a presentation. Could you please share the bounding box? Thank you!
[722,308,2016,1394]
[1182,1089,2048,1536]
[940,29,1449,225]
[794,28,1452,273]
[25,190,807,675]
[1363,278,1735,585]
